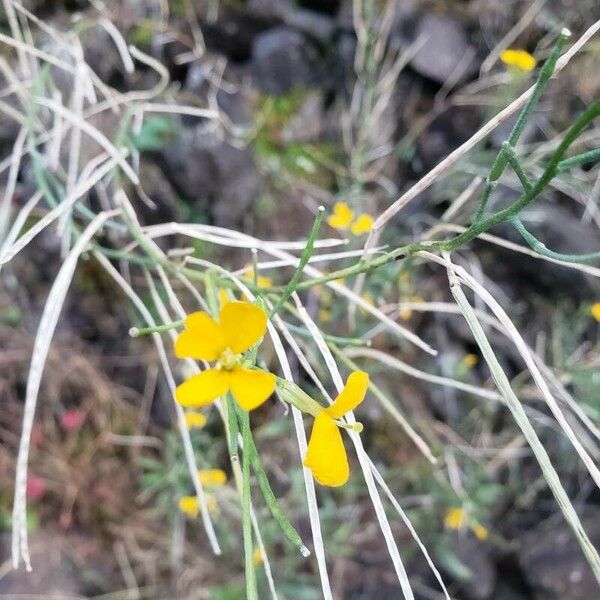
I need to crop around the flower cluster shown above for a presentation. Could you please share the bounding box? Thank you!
[327,201,373,236]
[444,506,489,541]
[173,300,368,487]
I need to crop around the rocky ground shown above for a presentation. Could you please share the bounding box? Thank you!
[1,0,600,598]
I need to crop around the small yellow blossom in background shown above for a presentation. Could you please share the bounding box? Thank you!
[252,547,263,566]
[327,201,354,230]
[350,213,374,235]
[319,308,332,322]
[178,495,218,518]
[327,201,373,236]
[500,48,537,72]
[471,522,489,541]
[179,496,199,518]
[591,303,600,322]
[184,411,207,429]
[199,468,227,487]
[444,507,466,530]
[174,301,276,411]
[304,371,369,486]
[463,354,478,367]
[399,307,413,321]
[243,265,273,289]
[399,295,423,321]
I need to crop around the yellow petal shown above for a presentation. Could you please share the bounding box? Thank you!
[174,312,226,360]
[175,369,230,407]
[444,507,466,530]
[199,469,227,487]
[230,367,276,411]
[591,302,600,322]
[350,213,373,235]
[500,49,537,72]
[218,288,232,307]
[179,496,199,518]
[219,301,268,354]
[471,523,489,541]
[303,413,349,486]
[327,201,353,230]
[325,371,369,419]
[184,411,207,429]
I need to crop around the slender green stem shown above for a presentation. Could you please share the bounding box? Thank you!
[442,98,600,252]
[242,417,309,555]
[226,394,239,460]
[268,207,325,317]
[474,29,570,222]
[129,320,184,337]
[502,143,533,193]
[557,147,600,172]
[512,217,600,263]
[240,410,258,600]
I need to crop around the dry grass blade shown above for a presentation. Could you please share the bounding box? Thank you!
[12,209,117,570]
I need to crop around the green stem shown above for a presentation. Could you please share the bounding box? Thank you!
[442,98,600,252]
[268,207,325,317]
[240,410,258,600]
[242,417,309,556]
[557,147,600,172]
[474,30,570,222]
[512,217,600,263]
[129,320,184,337]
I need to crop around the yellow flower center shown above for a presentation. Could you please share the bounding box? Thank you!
[217,347,241,370]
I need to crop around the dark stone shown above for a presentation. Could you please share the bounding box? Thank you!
[451,534,497,599]
[519,508,600,599]
[159,128,262,227]
[409,14,480,84]
[251,26,323,95]
[201,10,273,63]
[248,0,335,41]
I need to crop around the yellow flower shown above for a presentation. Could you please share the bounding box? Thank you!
[174,301,276,411]
[500,49,537,72]
[179,496,199,518]
[198,469,227,487]
[591,303,600,322]
[471,522,489,541]
[327,201,354,230]
[444,507,466,530]
[303,371,369,487]
[327,202,374,236]
[463,354,478,367]
[350,213,374,235]
[184,411,207,429]
[243,265,273,289]
[178,495,218,518]
[252,547,263,566]
[399,307,412,321]
[319,308,332,322]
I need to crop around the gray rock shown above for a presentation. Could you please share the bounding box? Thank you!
[451,534,497,599]
[409,14,479,84]
[159,128,262,227]
[252,27,322,95]
[249,0,335,41]
[519,509,600,599]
